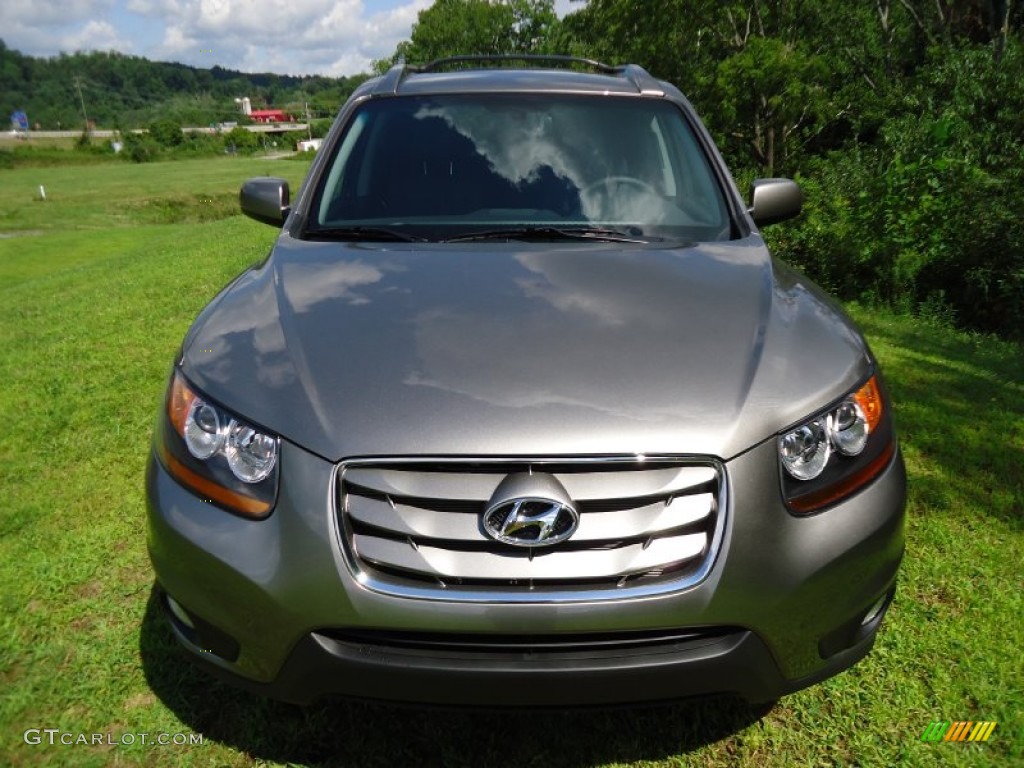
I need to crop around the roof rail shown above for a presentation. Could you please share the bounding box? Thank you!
[412,54,621,74]
[619,64,664,96]
[379,55,665,97]
[372,61,412,95]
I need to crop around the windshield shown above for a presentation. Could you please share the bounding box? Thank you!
[308,93,733,242]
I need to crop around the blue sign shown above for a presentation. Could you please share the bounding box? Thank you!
[11,111,29,131]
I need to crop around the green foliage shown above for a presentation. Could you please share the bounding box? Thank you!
[772,40,1024,339]
[0,144,118,169]
[178,131,222,157]
[885,42,1024,337]
[384,0,557,67]
[122,131,161,163]
[222,125,259,154]
[763,149,881,299]
[309,117,334,138]
[147,118,184,148]
[0,40,363,130]
[713,37,829,175]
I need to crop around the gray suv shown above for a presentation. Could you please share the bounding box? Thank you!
[146,56,906,706]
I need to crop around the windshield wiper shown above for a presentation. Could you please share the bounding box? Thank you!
[442,226,652,244]
[305,226,426,242]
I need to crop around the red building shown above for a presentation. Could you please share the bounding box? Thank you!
[249,109,292,123]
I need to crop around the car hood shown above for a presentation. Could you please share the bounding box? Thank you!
[182,233,870,462]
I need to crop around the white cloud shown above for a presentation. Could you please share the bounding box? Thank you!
[145,0,430,75]
[125,0,182,13]
[161,23,197,53]
[63,20,133,53]
[554,0,585,17]
[1,0,113,25]
[1,0,583,77]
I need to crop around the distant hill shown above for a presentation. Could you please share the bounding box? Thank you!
[0,40,367,130]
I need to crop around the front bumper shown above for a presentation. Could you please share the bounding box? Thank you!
[146,438,906,706]
[168,619,891,706]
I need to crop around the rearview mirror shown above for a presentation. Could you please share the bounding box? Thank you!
[240,177,290,226]
[748,178,803,227]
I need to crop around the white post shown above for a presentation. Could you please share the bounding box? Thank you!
[38,185,46,200]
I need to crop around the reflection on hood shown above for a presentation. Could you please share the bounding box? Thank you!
[182,237,869,462]
[279,259,386,311]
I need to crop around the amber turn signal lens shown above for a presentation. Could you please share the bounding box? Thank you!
[853,375,883,433]
[168,373,196,437]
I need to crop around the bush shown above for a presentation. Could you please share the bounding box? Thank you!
[177,131,222,157]
[221,126,259,154]
[122,132,161,163]
[772,42,1024,340]
[309,118,333,138]
[148,119,185,148]
[765,149,881,301]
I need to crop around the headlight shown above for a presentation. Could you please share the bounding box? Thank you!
[225,421,277,483]
[779,417,830,480]
[155,371,279,518]
[779,374,895,513]
[184,400,225,459]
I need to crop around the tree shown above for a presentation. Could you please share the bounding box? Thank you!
[382,0,558,68]
[554,0,837,175]
[713,36,829,176]
[0,41,358,131]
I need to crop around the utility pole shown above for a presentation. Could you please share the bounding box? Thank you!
[305,102,312,141]
[73,76,90,131]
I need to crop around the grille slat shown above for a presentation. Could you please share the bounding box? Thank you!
[337,458,725,602]
[344,468,502,501]
[348,494,483,540]
[347,491,714,543]
[344,464,716,502]
[354,533,707,580]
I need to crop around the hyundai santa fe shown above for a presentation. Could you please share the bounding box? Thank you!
[146,56,906,706]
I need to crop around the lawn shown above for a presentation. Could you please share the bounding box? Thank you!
[0,157,1021,767]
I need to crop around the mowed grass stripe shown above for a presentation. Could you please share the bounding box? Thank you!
[0,156,308,234]
[0,216,279,537]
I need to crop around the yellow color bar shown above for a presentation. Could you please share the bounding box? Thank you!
[968,722,997,742]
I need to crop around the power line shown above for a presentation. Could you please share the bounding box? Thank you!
[72,75,89,129]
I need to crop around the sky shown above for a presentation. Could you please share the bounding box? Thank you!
[1,0,581,77]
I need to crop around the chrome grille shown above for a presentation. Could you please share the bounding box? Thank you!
[336,458,726,602]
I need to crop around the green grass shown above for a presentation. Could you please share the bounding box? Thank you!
[1,158,1021,767]
[0,155,306,233]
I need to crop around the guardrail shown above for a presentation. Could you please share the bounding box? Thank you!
[2,124,310,140]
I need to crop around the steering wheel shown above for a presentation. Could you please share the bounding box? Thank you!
[581,176,660,199]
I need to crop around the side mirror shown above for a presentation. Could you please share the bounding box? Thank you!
[748,178,803,227]
[240,177,290,226]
